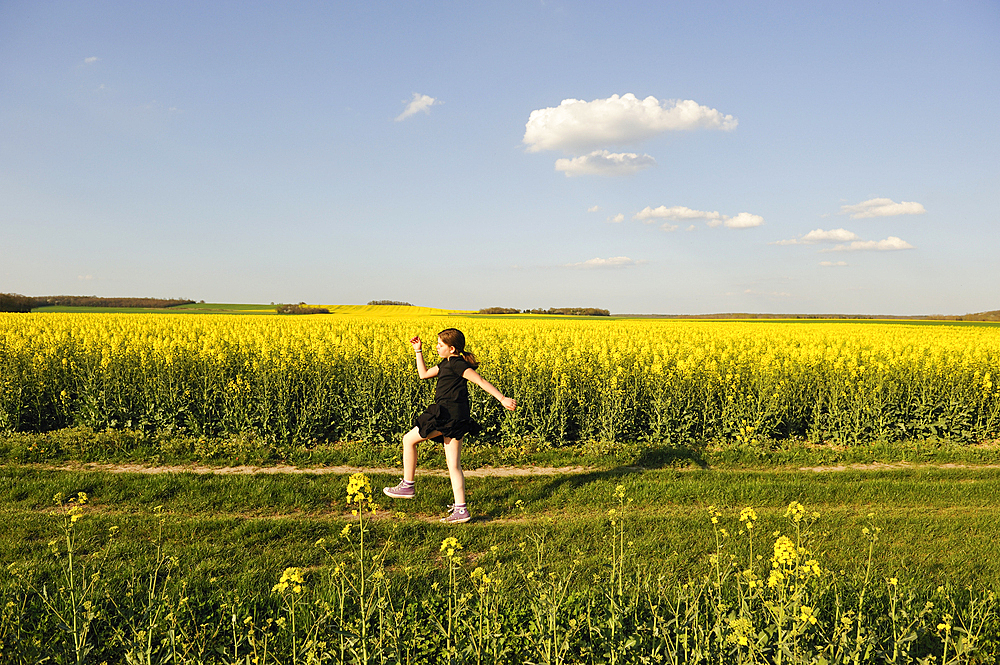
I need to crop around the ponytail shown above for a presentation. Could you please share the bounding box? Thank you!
[438,328,479,369]
[460,350,479,369]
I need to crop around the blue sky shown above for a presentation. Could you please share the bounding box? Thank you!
[2,1,998,314]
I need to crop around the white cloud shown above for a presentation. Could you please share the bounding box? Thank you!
[820,261,848,267]
[587,205,600,213]
[564,256,638,269]
[84,56,99,64]
[395,93,440,121]
[660,223,679,232]
[840,198,927,218]
[607,213,625,224]
[77,274,94,280]
[523,94,737,153]
[773,228,860,245]
[635,205,763,229]
[635,205,722,222]
[722,212,765,229]
[555,150,655,177]
[821,236,915,252]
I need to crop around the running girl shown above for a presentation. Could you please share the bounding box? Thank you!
[382,328,516,523]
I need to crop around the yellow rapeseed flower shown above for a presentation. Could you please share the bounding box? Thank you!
[272,567,305,594]
[772,535,797,566]
[440,536,462,559]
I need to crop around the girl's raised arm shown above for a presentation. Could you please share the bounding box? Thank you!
[463,368,516,411]
[411,336,439,380]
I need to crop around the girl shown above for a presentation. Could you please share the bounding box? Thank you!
[383,328,516,523]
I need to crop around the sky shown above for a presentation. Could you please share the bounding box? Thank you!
[2,1,998,315]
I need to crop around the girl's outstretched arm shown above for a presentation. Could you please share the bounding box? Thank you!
[411,336,439,379]
[463,368,517,411]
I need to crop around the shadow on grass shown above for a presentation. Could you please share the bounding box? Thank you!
[473,445,712,521]
[633,444,710,470]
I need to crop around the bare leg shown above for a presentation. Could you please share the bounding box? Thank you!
[402,426,436,482]
[443,437,466,505]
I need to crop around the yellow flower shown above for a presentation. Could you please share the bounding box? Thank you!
[772,535,797,566]
[440,536,462,559]
[346,472,372,505]
[272,567,306,594]
[783,501,805,522]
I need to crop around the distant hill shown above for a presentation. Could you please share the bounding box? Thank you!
[926,309,1000,322]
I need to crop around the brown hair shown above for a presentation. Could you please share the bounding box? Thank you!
[438,328,479,369]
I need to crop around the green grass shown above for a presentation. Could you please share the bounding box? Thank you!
[4,427,1000,471]
[5,463,1000,663]
[4,464,1000,589]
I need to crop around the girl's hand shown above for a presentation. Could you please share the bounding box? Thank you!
[500,396,517,411]
[410,336,422,352]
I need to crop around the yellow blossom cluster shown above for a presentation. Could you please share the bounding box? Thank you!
[440,537,462,560]
[271,567,305,594]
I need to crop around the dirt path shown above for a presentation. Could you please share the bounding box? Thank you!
[796,461,1000,472]
[32,462,596,477]
[24,461,1000,477]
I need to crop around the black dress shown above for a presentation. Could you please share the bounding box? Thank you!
[413,356,481,443]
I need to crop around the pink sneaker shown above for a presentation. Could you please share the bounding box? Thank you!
[382,481,416,499]
[441,504,471,524]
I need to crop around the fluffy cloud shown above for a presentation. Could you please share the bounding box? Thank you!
[555,150,656,177]
[819,261,848,267]
[395,93,440,121]
[523,94,737,153]
[587,205,600,212]
[636,205,721,222]
[84,56,99,64]
[820,236,915,252]
[635,205,763,229]
[840,198,926,218]
[721,212,765,229]
[607,213,625,224]
[564,256,638,269]
[773,228,861,245]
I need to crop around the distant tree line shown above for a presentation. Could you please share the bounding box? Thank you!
[276,303,330,315]
[478,307,610,316]
[0,293,36,312]
[368,300,414,306]
[38,296,196,308]
[0,294,195,312]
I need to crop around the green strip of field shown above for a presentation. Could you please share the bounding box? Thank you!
[4,428,1000,471]
[3,464,1000,592]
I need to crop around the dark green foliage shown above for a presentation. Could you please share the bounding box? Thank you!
[0,293,37,312]
[33,295,195,308]
[367,300,414,306]
[478,307,522,314]
[275,303,330,314]
[526,307,611,316]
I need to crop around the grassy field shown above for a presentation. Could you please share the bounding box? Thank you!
[3,461,1000,662]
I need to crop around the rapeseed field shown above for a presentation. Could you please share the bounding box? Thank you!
[2,313,997,446]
